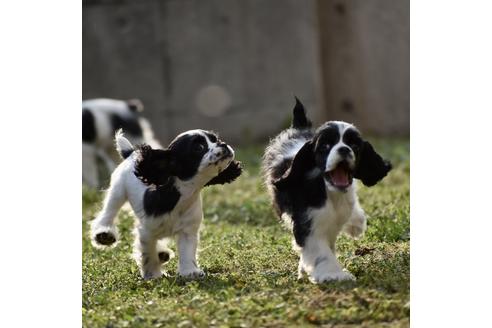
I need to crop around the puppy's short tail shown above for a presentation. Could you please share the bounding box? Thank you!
[292,97,312,129]
[115,129,134,159]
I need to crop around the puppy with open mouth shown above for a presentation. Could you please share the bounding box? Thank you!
[262,98,392,283]
[90,129,242,280]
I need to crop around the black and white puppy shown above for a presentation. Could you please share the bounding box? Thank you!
[262,98,392,283]
[82,98,162,188]
[90,129,242,280]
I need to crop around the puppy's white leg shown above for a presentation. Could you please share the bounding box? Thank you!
[83,143,99,189]
[343,201,367,239]
[133,229,163,280]
[90,170,126,248]
[300,236,354,284]
[177,229,204,279]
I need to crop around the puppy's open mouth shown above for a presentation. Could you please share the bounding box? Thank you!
[325,162,353,190]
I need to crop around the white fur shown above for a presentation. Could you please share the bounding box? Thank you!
[90,131,233,280]
[298,183,366,283]
[115,129,134,156]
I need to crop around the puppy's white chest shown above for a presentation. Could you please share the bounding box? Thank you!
[310,192,354,235]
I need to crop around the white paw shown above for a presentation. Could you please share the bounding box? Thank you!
[179,268,205,279]
[310,270,355,284]
[90,225,119,249]
[142,269,165,280]
[344,224,365,239]
[344,215,367,239]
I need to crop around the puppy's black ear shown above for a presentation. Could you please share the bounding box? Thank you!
[354,141,392,187]
[273,140,315,188]
[205,161,243,186]
[134,145,175,186]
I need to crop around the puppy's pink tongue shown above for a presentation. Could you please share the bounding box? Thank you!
[330,166,349,186]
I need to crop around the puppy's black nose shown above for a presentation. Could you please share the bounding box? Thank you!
[338,147,351,157]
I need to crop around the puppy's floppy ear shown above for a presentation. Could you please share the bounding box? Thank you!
[354,141,392,187]
[205,160,243,186]
[273,140,315,188]
[134,145,176,186]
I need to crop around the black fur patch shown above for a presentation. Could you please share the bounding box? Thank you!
[354,141,392,186]
[276,177,327,247]
[342,128,363,149]
[292,97,312,129]
[167,133,209,180]
[82,108,96,143]
[143,183,181,217]
[158,251,171,263]
[274,140,316,186]
[134,145,174,186]
[272,141,327,247]
[315,123,340,150]
[291,212,315,247]
[110,113,143,137]
[94,232,116,246]
[205,160,243,186]
[203,131,218,143]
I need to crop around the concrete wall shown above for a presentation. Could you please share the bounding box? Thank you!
[83,0,324,145]
[317,0,410,136]
[83,0,409,144]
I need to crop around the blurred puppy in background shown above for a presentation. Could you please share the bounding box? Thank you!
[82,98,162,188]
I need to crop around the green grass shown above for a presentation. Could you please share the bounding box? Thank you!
[82,138,409,327]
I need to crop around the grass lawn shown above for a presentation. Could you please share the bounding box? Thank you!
[82,138,409,327]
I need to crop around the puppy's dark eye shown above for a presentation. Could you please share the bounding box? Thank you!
[193,143,206,153]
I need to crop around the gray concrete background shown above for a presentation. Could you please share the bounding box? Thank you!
[317,0,409,136]
[83,0,409,145]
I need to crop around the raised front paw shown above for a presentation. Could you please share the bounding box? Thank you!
[178,268,205,280]
[344,223,365,239]
[94,232,116,246]
[344,214,367,239]
[310,270,355,284]
[90,225,118,248]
